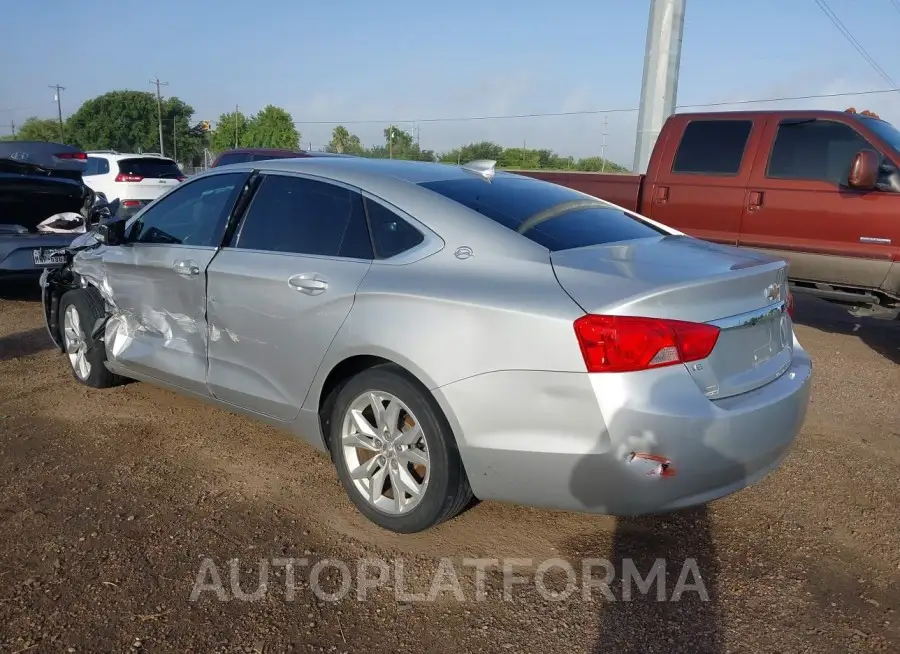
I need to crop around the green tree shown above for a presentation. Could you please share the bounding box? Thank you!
[574,156,629,173]
[243,105,300,150]
[3,117,64,142]
[210,110,251,152]
[327,125,363,154]
[64,90,202,163]
[439,141,504,165]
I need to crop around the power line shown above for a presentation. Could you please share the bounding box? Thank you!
[813,0,898,90]
[293,87,900,126]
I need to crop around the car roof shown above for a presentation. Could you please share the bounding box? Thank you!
[214,156,509,185]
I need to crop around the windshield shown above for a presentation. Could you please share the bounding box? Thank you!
[858,116,900,156]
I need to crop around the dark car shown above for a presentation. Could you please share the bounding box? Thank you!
[210,148,350,167]
[0,142,95,281]
[0,141,87,181]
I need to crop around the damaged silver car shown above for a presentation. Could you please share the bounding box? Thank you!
[41,157,812,533]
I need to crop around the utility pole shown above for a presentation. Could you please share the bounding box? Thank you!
[234,104,239,148]
[10,120,15,138]
[173,116,178,161]
[601,115,609,172]
[633,0,686,173]
[389,127,394,159]
[49,84,65,142]
[150,75,169,157]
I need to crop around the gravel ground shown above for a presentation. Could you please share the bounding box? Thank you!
[0,283,897,653]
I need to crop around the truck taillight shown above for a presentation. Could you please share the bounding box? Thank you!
[56,151,87,160]
[574,315,720,373]
[115,173,143,182]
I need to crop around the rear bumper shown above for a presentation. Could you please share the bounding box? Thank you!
[0,234,77,277]
[434,338,812,516]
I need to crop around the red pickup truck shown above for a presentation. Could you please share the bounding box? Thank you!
[518,109,900,317]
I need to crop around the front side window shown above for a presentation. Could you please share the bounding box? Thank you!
[767,119,873,184]
[420,175,662,252]
[129,172,246,246]
[671,120,753,175]
[234,175,373,259]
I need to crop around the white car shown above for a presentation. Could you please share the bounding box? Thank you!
[83,151,185,217]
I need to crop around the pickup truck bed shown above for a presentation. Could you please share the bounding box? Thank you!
[517,108,900,316]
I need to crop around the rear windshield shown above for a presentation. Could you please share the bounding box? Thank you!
[118,158,182,178]
[419,175,663,251]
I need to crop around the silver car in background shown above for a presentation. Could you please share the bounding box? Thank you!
[41,157,812,533]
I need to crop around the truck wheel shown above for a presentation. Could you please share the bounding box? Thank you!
[58,288,120,389]
[328,365,473,533]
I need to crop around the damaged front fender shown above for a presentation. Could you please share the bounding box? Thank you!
[40,234,115,354]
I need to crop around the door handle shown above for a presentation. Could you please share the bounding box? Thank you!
[173,260,200,277]
[288,273,328,295]
[654,186,669,204]
[748,191,764,211]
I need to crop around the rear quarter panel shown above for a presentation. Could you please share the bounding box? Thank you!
[303,247,588,410]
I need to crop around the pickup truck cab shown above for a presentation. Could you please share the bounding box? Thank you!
[520,110,900,316]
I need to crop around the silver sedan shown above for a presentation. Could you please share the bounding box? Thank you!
[40,157,812,533]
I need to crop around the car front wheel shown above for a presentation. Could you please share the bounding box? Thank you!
[59,288,120,389]
[329,365,472,533]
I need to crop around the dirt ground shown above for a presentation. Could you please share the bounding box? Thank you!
[0,283,898,654]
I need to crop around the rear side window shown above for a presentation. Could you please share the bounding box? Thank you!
[364,199,424,259]
[216,152,253,166]
[671,120,753,175]
[420,176,663,252]
[767,119,872,184]
[85,156,109,176]
[234,174,373,259]
[118,158,182,179]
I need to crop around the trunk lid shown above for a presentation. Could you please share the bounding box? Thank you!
[552,235,793,399]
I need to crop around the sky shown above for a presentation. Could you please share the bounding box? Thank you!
[2,0,900,168]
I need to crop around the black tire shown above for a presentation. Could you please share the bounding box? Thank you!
[328,364,473,533]
[58,288,120,389]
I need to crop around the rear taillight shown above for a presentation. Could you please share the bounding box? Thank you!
[573,315,720,373]
[56,151,87,160]
[176,175,186,182]
[115,173,143,182]
[786,291,794,319]
[122,200,142,207]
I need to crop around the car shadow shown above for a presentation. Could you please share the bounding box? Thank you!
[0,279,42,302]
[791,294,900,364]
[0,327,54,362]
[563,371,776,654]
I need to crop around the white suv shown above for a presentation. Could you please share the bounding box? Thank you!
[83,151,185,217]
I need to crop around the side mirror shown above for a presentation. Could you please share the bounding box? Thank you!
[97,216,128,246]
[848,149,879,190]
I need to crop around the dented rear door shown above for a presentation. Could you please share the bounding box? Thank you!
[101,172,249,394]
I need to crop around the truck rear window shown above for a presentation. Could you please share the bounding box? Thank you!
[419,175,663,252]
[672,120,753,175]
[118,158,182,178]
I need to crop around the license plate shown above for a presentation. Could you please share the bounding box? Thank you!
[32,247,67,266]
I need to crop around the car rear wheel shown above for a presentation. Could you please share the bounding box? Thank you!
[328,365,472,533]
[59,288,120,389]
